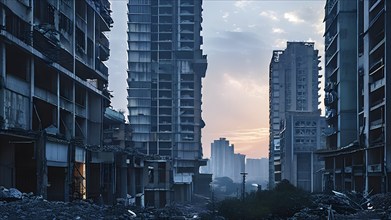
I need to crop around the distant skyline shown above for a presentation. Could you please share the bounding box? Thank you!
[107,0,325,159]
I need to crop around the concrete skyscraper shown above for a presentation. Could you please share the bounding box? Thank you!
[320,0,391,194]
[126,0,207,204]
[269,42,322,189]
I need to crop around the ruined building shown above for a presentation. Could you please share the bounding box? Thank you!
[280,112,326,192]
[0,0,113,201]
[320,0,391,194]
[126,0,208,206]
[268,42,323,190]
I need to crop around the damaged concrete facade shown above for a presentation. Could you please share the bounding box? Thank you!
[280,112,326,192]
[0,0,114,202]
[321,0,391,194]
[104,109,174,208]
[126,0,208,207]
[269,42,322,189]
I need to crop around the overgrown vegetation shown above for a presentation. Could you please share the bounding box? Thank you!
[215,179,311,219]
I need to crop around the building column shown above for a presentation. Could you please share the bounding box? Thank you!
[311,152,314,193]
[129,159,136,196]
[384,0,391,193]
[0,40,5,124]
[115,154,125,200]
[119,154,127,199]
[36,131,48,199]
[85,149,91,199]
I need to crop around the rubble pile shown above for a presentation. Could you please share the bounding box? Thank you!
[291,191,391,220]
[0,187,206,219]
[371,192,391,210]
[0,196,136,219]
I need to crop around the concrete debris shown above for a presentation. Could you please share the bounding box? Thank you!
[290,192,391,220]
[0,187,207,219]
[0,187,22,202]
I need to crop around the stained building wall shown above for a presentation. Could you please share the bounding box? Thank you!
[0,0,113,202]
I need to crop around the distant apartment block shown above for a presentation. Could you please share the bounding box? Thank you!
[126,0,208,206]
[233,153,246,183]
[246,158,268,186]
[211,138,234,180]
[269,42,322,189]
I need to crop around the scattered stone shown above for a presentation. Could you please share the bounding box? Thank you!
[0,187,22,201]
[0,187,208,219]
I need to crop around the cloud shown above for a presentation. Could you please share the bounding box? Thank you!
[206,30,265,52]
[274,38,287,49]
[222,12,229,22]
[311,13,325,35]
[284,11,305,24]
[272,28,285,34]
[207,127,269,156]
[248,24,257,28]
[233,27,243,32]
[224,127,269,143]
[259,10,279,21]
[234,0,252,9]
[223,73,267,98]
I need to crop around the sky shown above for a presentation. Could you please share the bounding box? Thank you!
[106,0,326,159]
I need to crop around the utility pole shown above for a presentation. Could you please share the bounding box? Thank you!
[240,172,248,201]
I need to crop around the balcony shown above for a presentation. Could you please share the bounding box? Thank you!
[75,104,87,117]
[180,110,194,116]
[369,58,383,74]
[369,0,382,11]
[95,59,108,77]
[370,99,384,111]
[180,120,194,125]
[370,119,383,130]
[182,136,194,141]
[60,0,73,18]
[99,33,110,61]
[180,9,194,16]
[34,87,57,106]
[181,86,194,91]
[180,129,194,134]
[181,95,194,99]
[180,19,194,24]
[370,38,385,55]
[180,0,194,6]
[76,15,87,34]
[60,97,73,112]
[325,49,338,67]
[370,78,385,92]
[159,0,173,7]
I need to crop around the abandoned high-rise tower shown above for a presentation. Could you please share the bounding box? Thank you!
[127,0,208,205]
